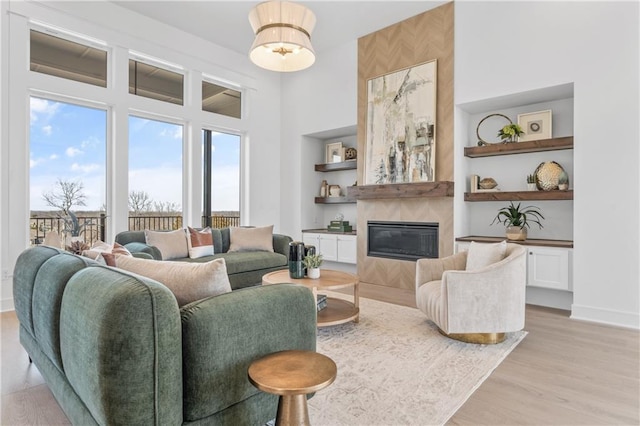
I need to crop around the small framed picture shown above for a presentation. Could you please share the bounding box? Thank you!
[325,142,343,163]
[517,110,552,142]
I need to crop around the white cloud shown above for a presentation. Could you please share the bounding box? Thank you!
[30,98,61,125]
[160,126,183,140]
[49,154,58,160]
[70,163,100,174]
[42,125,52,136]
[81,136,101,149]
[66,147,83,157]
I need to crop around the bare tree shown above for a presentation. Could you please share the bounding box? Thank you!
[153,201,180,214]
[129,190,153,214]
[42,179,87,214]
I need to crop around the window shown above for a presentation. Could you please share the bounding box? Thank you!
[129,60,184,105]
[29,96,107,246]
[202,81,241,119]
[202,130,241,228]
[129,116,183,230]
[30,30,107,87]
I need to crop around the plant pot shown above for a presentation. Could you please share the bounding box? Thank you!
[308,268,321,279]
[527,183,537,191]
[558,183,569,191]
[506,226,527,241]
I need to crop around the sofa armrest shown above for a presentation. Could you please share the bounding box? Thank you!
[272,233,293,257]
[415,251,467,291]
[123,242,162,260]
[180,284,316,422]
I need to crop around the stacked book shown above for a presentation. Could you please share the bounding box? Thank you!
[327,220,353,233]
[317,294,328,312]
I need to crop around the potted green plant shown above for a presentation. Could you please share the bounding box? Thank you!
[491,201,544,241]
[303,253,323,279]
[526,174,537,191]
[497,123,524,143]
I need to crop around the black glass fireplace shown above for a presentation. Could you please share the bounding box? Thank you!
[367,221,438,261]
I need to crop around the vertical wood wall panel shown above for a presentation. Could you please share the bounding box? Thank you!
[356,2,454,291]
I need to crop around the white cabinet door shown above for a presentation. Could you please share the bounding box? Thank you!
[337,235,357,264]
[318,234,338,261]
[302,233,319,249]
[527,247,571,291]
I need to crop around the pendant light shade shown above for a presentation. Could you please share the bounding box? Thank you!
[248,1,316,72]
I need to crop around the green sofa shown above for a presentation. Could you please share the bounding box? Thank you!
[13,246,317,425]
[115,228,292,290]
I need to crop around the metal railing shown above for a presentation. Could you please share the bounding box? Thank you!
[30,213,241,246]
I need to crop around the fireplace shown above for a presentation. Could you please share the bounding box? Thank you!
[367,221,438,261]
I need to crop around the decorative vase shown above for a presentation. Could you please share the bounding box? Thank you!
[506,226,527,241]
[558,183,569,191]
[535,161,566,191]
[308,268,320,279]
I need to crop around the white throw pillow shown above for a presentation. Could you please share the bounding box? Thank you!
[81,240,131,266]
[115,255,232,306]
[144,229,188,260]
[187,226,214,258]
[465,240,507,271]
[228,225,274,252]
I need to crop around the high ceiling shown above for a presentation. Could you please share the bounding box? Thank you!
[113,1,445,56]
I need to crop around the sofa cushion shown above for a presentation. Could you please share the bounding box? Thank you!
[115,255,232,306]
[228,225,274,252]
[172,251,287,275]
[465,240,507,271]
[187,226,214,258]
[145,229,188,260]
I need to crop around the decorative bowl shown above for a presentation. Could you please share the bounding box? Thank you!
[479,177,498,189]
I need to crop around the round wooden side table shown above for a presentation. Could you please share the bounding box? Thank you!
[248,350,337,426]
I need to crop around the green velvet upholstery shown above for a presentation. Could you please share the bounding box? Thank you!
[180,284,316,422]
[115,228,293,289]
[61,267,183,425]
[13,246,318,426]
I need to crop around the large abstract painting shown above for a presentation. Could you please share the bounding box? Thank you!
[364,60,437,185]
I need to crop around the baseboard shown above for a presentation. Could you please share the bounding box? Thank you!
[1,297,15,312]
[571,304,640,330]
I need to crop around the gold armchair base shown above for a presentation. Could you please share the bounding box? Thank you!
[438,328,506,344]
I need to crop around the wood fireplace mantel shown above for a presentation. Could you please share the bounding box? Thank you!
[348,181,454,200]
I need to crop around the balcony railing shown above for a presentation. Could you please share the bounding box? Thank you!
[30,213,240,246]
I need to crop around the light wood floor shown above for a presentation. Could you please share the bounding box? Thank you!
[1,283,638,425]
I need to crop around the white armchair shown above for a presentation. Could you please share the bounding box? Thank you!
[415,243,526,344]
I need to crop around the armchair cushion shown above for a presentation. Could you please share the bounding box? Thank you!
[465,240,507,271]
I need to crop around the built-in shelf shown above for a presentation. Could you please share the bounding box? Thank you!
[464,190,573,201]
[315,196,355,204]
[456,235,573,249]
[464,136,573,158]
[314,161,357,172]
[349,181,454,200]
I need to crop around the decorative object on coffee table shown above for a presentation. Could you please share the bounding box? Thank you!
[535,161,566,191]
[491,201,544,241]
[303,253,323,279]
[248,350,337,426]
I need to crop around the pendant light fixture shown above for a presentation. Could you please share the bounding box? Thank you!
[248,1,316,72]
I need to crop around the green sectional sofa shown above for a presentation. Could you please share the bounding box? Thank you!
[115,228,292,290]
[13,246,317,425]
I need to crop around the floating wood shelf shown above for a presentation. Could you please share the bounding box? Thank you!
[456,236,573,249]
[464,190,573,201]
[464,136,573,158]
[349,181,454,200]
[314,161,357,172]
[315,196,355,204]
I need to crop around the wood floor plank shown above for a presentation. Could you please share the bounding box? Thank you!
[1,286,638,426]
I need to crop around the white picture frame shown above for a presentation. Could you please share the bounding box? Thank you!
[517,110,552,142]
[325,142,343,163]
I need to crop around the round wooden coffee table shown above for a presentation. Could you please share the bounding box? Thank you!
[248,350,337,426]
[262,269,359,327]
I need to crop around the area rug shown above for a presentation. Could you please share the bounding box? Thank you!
[307,295,527,426]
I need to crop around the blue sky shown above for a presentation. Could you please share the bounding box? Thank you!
[30,97,240,212]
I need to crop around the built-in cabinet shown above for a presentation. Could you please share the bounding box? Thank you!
[302,231,357,264]
[455,239,573,292]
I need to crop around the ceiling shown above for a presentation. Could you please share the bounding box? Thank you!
[112,1,445,56]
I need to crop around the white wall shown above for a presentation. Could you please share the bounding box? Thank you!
[0,1,282,310]
[455,1,639,328]
[279,40,358,240]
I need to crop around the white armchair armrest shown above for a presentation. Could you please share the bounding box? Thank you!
[415,251,467,291]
